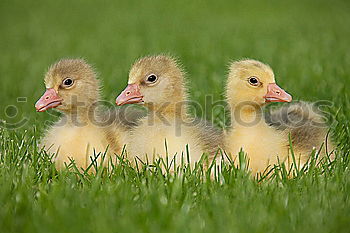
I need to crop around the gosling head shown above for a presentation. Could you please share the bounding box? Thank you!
[116,55,188,110]
[226,59,292,107]
[35,59,101,114]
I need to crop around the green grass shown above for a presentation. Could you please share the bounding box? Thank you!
[1,0,350,232]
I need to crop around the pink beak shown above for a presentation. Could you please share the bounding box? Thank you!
[116,84,144,106]
[35,88,63,112]
[264,83,292,103]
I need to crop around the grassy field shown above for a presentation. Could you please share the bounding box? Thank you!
[1,0,350,232]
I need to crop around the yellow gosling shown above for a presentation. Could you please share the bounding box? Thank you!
[116,55,223,168]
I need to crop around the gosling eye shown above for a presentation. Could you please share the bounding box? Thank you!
[62,78,74,88]
[145,74,158,85]
[248,76,260,86]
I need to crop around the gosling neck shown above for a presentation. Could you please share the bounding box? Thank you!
[146,91,189,121]
[229,101,264,128]
[62,99,102,127]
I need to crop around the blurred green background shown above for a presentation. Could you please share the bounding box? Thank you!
[1,1,350,233]
[0,0,349,128]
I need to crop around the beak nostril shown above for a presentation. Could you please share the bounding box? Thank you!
[45,96,50,100]
[126,91,131,96]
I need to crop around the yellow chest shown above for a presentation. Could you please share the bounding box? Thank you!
[40,124,110,169]
[225,123,289,173]
[126,118,204,165]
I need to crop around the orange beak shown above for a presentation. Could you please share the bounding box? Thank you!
[35,88,63,112]
[264,83,292,103]
[116,84,144,106]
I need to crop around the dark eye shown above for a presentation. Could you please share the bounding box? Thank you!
[248,76,260,86]
[146,74,158,83]
[62,78,74,87]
